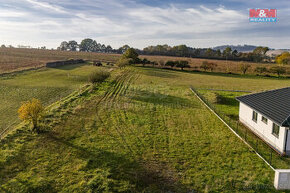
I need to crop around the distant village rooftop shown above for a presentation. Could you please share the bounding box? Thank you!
[237,87,290,127]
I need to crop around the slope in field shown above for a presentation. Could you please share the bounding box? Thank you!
[0,67,277,192]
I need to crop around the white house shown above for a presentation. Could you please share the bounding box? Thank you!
[236,87,290,155]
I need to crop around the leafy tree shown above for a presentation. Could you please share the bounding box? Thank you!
[193,49,201,57]
[200,61,210,71]
[270,66,286,77]
[18,98,44,133]
[240,63,251,75]
[172,45,189,57]
[254,67,268,75]
[141,58,150,66]
[68,40,78,51]
[1,44,6,48]
[116,58,132,68]
[80,38,97,52]
[106,45,113,53]
[176,60,190,70]
[232,50,238,58]
[118,45,130,53]
[205,48,214,57]
[223,47,232,58]
[253,46,269,55]
[59,41,69,51]
[200,61,217,72]
[252,47,269,62]
[122,48,139,63]
[276,52,290,65]
[216,49,221,57]
[209,62,217,72]
[165,61,175,68]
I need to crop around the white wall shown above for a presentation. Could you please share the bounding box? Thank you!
[239,102,287,154]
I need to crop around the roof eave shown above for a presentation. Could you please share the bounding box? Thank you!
[282,117,290,128]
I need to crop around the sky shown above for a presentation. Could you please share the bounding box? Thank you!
[0,0,290,49]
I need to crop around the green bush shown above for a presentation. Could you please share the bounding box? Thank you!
[269,66,286,77]
[254,67,268,74]
[116,58,132,68]
[88,69,110,84]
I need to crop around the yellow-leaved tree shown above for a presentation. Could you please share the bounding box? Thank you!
[276,52,290,65]
[18,98,44,133]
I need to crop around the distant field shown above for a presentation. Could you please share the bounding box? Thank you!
[0,48,120,74]
[1,48,289,76]
[0,63,104,132]
[141,55,290,76]
[1,67,290,192]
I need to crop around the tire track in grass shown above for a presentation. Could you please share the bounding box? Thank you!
[107,71,144,155]
[94,68,140,154]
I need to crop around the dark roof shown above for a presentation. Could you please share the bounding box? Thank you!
[236,87,290,127]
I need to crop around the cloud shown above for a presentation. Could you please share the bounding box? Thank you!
[25,0,67,13]
[0,0,289,49]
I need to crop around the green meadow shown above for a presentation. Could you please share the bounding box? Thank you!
[1,66,290,192]
[0,63,99,132]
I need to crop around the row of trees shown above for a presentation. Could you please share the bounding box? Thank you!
[58,39,113,53]
[115,48,191,71]
[57,39,276,63]
[58,39,134,54]
[142,45,271,62]
[116,48,288,77]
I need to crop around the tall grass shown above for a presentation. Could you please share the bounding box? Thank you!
[88,69,110,83]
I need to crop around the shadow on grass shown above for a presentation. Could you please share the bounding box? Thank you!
[45,132,190,192]
[131,89,197,108]
[216,94,240,107]
[136,66,290,80]
[140,67,179,79]
[51,63,87,71]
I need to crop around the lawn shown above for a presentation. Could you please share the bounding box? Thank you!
[0,63,105,132]
[2,67,289,192]
[197,88,290,169]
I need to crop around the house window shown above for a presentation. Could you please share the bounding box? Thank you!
[262,116,268,124]
[252,111,258,122]
[272,123,280,138]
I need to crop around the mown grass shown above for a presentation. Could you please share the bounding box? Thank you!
[0,63,109,132]
[198,89,290,169]
[1,67,288,192]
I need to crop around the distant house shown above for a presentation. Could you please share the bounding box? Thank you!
[236,87,290,155]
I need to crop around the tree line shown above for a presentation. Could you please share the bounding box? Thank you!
[57,39,275,63]
[115,48,288,77]
[142,45,271,63]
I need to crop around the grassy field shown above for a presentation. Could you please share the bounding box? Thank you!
[141,55,290,75]
[1,66,290,192]
[0,48,120,74]
[196,88,290,170]
[0,63,106,132]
